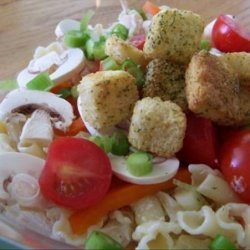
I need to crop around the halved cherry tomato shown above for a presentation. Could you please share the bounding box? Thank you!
[220,130,250,204]
[212,14,250,52]
[39,137,112,210]
[129,34,146,50]
[177,112,218,168]
[143,1,160,16]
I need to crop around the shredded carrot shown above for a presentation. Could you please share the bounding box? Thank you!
[50,81,74,94]
[143,1,161,16]
[69,168,191,235]
[55,117,87,136]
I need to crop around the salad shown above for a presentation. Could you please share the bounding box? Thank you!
[1,1,250,249]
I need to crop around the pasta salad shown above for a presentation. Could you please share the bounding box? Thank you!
[1,1,250,249]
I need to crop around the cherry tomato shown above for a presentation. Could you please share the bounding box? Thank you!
[220,130,250,204]
[212,14,250,52]
[177,112,218,168]
[129,34,146,50]
[39,137,112,210]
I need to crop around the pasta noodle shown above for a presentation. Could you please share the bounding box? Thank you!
[215,203,250,248]
[98,209,135,247]
[174,234,210,249]
[188,164,222,186]
[176,206,221,237]
[197,173,240,205]
[133,221,180,250]
[156,192,181,222]
[131,196,165,225]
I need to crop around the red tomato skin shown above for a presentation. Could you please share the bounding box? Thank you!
[220,130,250,204]
[212,15,250,52]
[39,137,112,210]
[177,112,218,168]
[129,34,146,50]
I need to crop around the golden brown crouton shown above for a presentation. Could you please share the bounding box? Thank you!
[143,59,187,110]
[78,71,138,130]
[237,85,250,125]
[143,8,204,64]
[128,97,186,157]
[220,52,250,83]
[105,36,147,67]
[185,50,240,126]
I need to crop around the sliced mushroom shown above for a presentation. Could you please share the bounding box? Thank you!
[17,48,85,88]
[19,109,53,148]
[0,152,44,203]
[55,19,80,38]
[0,89,74,131]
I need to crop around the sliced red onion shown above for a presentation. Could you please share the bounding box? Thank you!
[116,120,130,131]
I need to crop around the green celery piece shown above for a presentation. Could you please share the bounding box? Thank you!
[26,72,54,91]
[0,79,18,90]
[80,10,95,32]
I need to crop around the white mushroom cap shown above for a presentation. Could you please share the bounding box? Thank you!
[109,155,179,185]
[17,48,85,89]
[0,89,74,131]
[0,152,45,200]
[55,19,80,38]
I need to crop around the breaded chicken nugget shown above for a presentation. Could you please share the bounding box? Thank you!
[143,8,204,64]
[220,52,250,83]
[143,59,187,110]
[185,50,240,126]
[78,70,139,130]
[105,36,147,67]
[128,97,186,157]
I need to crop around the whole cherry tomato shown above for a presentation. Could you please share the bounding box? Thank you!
[220,130,250,204]
[177,112,218,168]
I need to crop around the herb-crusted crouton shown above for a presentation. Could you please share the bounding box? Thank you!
[237,85,250,125]
[219,52,250,83]
[77,70,139,130]
[143,8,204,64]
[105,36,147,67]
[143,59,187,110]
[185,50,240,126]
[128,97,186,157]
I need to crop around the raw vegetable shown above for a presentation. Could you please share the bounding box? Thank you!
[55,117,87,136]
[111,23,129,40]
[212,14,250,52]
[177,112,218,168]
[85,231,123,250]
[110,131,130,156]
[26,72,54,91]
[143,1,161,16]
[90,132,130,156]
[209,234,237,250]
[199,40,211,50]
[100,57,120,71]
[69,168,191,234]
[39,137,112,210]
[126,151,153,177]
[64,30,89,48]
[129,34,146,50]
[0,79,18,90]
[121,59,145,86]
[220,129,250,204]
[80,10,95,32]
[85,37,107,61]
